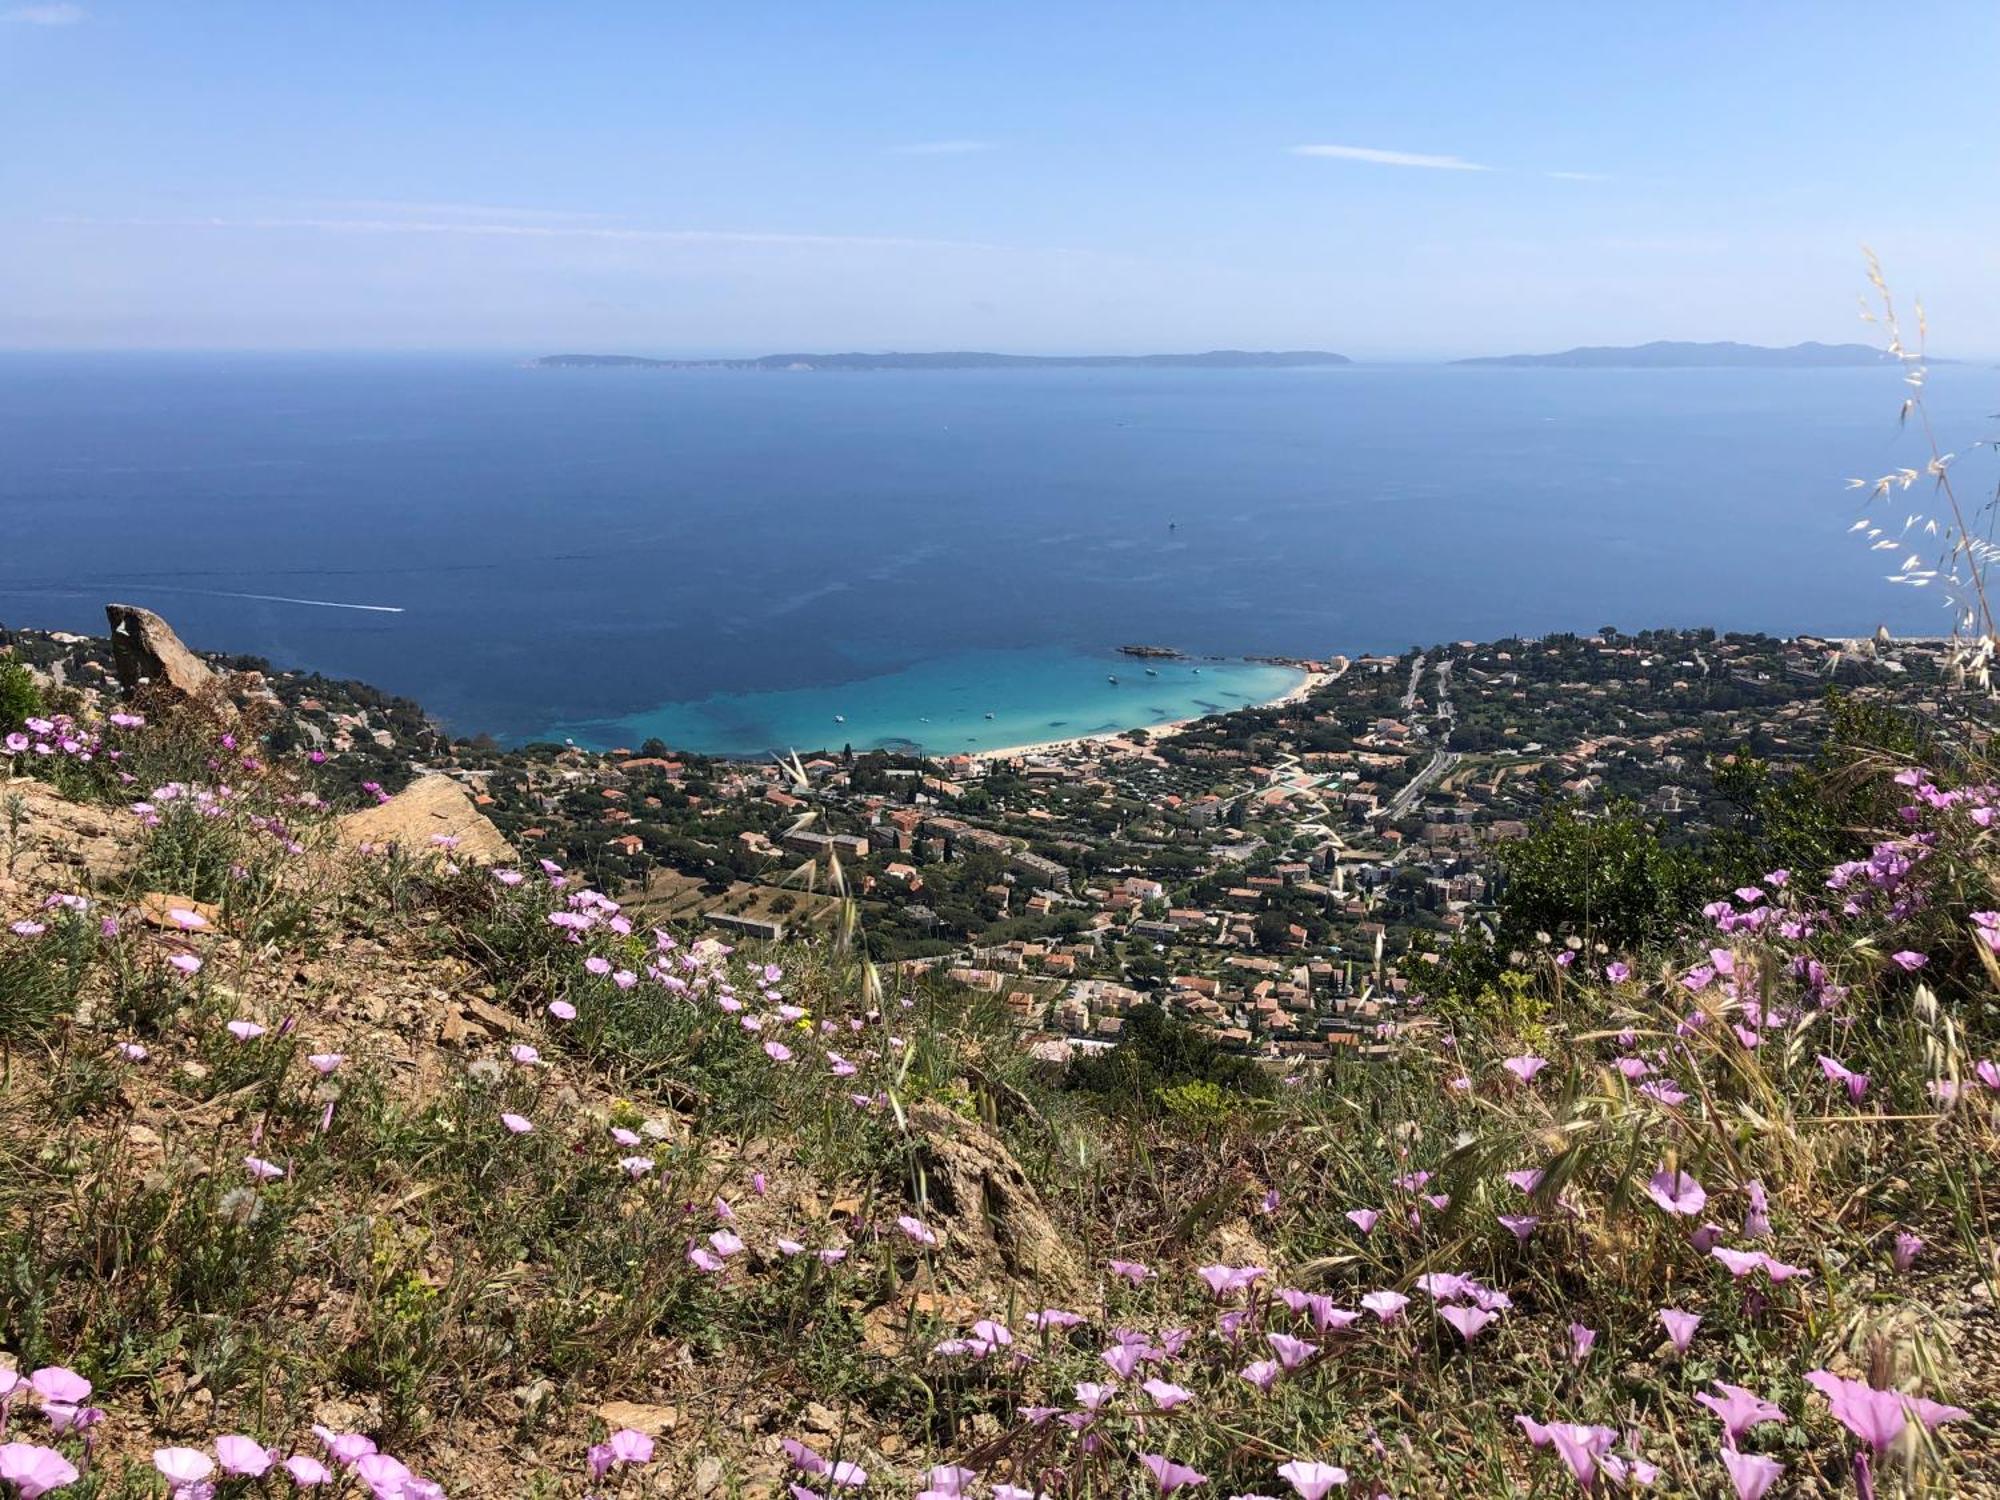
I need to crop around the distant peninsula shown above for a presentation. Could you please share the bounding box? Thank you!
[1452,340,1901,369]
[534,349,1351,371]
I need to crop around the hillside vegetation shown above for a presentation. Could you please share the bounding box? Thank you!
[0,636,1995,1499]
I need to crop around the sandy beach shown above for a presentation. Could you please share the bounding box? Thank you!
[963,665,1333,765]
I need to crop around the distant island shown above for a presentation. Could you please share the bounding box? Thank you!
[534,349,1351,371]
[1452,340,1902,369]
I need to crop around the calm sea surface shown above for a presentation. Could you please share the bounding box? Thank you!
[1,354,1989,753]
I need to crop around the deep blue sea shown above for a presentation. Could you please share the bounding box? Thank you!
[1,354,1990,754]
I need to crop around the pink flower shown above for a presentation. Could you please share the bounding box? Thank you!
[764,1040,794,1063]
[29,1368,90,1404]
[1695,1382,1786,1443]
[1567,1323,1596,1365]
[1239,1359,1281,1391]
[116,1042,149,1062]
[1138,1454,1208,1494]
[897,1214,938,1246]
[1344,1209,1379,1235]
[1890,950,1928,971]
[548,1000,577,1021]
[1275,1460,1348,1500]
[1360,1290,1408,1322]
[0,1443,80,1498]
[284,1454,333,1485]
[1817,1054,1870,1102]
[1891,1231,1923,1272]
[155,1446,216,1488]
[1720,1450,1783,1500]
[225,1019,265,1040]
[1440,1305,1496,1342]
[216,1434,274,1477]
[1266,1332,1317,1369]
[1658,1307,1701,1354]
[243,1155,286,1182]
[1645,1167,1706,1217]
[1497,1213,1538,1243]
[1108,1257,1152,1285]
[171,954,204,976]
[1141,1378,1194,1410]
[500,1112,534,1134]
[307,1053,345,1074]
[1502,1054,1549,1084]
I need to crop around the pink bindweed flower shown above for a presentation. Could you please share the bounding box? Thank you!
[1890,950,1928,971]
[1239,1359,1281,1392]
[1360,1290,1408,1323]
[215,1434,274,1477]
[500,1112,534,1135]
[0,1443,79,1498]
[1817,1054,1871,1102]
[1645,1167,1707,1217]
[155,1446,216,1490]
[225,1019,264,1040]
[508,1044,540,1066]
[1102,1343,1143,1379]
[29,1368,89,1405]
[1658,1307,1701,1354]
[307,1053,345,1074]
[1142,1378,1194,1410]
[1567,1323,1596,1365]
[1891,1231,1923,1272]
[1275,1460,1348,1500]
[1497,1213,1538,1243]
[169,953,203,976]
[897,1214,938,1246]
[1139,1454,1208,1494]
[1720,1449,1784,1500]
[1344,1209,1379,1235]
[116,1041,149,1062]
[1502,1054,1549,1084]
[243,1155,286,1182]
[548,1000,577,1021]
[1440,1305,1497,1342]
[1266,1332,1316,1369]
[619,1156,655,1178]
[284,1454,332,1485]
[1695,1382,1786,1443]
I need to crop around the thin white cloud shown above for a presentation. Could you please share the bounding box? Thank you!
[53,213,1013,255]
[303,199,619,222]
[1291,144,1489,172]
[890,140,995,156]
[4,2,87,23]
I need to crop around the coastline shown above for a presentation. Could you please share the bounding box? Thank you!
[964,666,1329,765]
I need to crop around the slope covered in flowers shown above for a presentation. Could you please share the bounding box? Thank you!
[1,683,1997,1499]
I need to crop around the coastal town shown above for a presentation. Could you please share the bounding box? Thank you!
[13,619,1970,1072]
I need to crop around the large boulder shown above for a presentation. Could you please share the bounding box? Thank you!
[907,1100,1084,1300]
[335,775,516,866]
[104,604,236,720]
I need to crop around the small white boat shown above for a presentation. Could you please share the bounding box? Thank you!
[833,715,846,724]
[984,712,995,719]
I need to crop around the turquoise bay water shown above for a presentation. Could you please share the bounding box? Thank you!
[3,357,1990,754]
[554,649,1303,757]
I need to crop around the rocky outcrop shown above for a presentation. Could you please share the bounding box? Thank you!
[335,775,516,866]
[907,1100,1083,1299]
[0,776,138,907]
[104,604,237,720]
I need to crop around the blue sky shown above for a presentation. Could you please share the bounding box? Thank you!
[4,1,1997,355]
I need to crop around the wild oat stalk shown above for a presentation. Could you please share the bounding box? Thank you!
[1851,250,2000,689]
